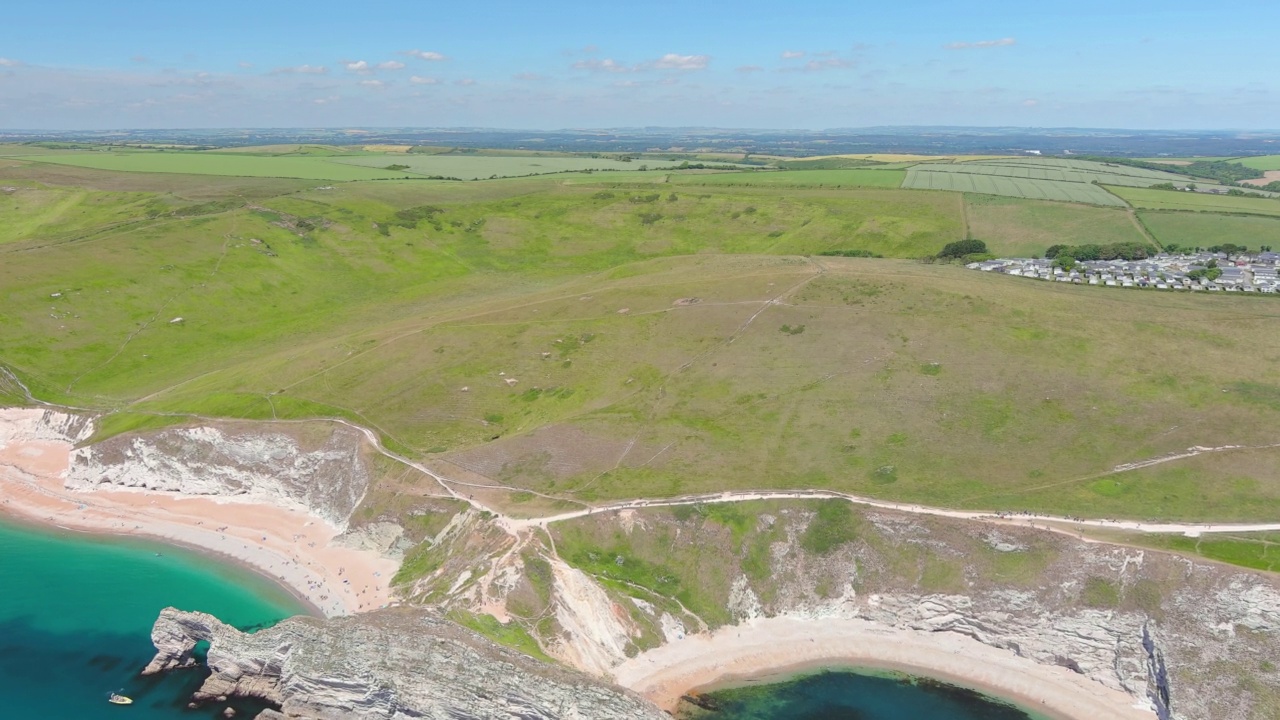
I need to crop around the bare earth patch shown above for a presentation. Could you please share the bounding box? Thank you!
[1241,170,1280,187]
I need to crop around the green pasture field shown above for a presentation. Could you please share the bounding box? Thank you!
[930,158,1191,184]
[0,144,87,156]
[8,163,1280,523]
[328,154,706,179]
[0,183,174,245]
[1234,155,1280,171]
[1139,211,1280,250]
[24,152,408,180]
[0,159,314,201]
[904,158,1204,207]
[904,158,1203,208]
[1137,157,1240,163]
[1131,531,1280,573]
[1108,186,1280,217]
[204,144,364,156]
[668,168,906,189]
[775,157,886,170]
[0,179,963,399]
[905,167,1126,206]
[964,194,1150,257]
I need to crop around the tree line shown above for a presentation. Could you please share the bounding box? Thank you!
[1045,242,1152,261]
[1080,156,1265,185]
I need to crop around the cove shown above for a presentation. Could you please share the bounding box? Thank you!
[0,517,306,718]
[680,667,1056,720]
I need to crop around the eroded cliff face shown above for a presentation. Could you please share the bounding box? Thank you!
[145,607,666,720]
[66,422,372,527]
[0,407,95,446]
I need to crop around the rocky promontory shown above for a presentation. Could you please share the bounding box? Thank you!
[144,607,667,719]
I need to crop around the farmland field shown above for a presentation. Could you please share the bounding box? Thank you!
[1139,211,1280,250]
[1234,155,1280,171]
[965,194,1149,257]
[24,152,407,180]
[206,144,362,156]
[903,159,1196,208]
[943,158,1189,183]
[668,168,906,189]
[905,166,1126,206]
[20,150,726,181]
[327,154,705,179]
[1108,186,1280,217]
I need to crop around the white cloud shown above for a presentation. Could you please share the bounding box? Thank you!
[652,53,709,71]
[0,57,23,67]
[402,49,448,61]
[312,95,340,104]
[409,75,440,85]
[780,57,855,73]
[574,53,710,74]
[377,60,405,71]
[271,64,328,75]
[1023,98,1039,107]
[359,79,386,87]
[737,65,765,73]
[572,57,633,73]
[781,50,806,59]
[237,61,254,69]
[343,60,372,74]
[130,55,150,64]
[945,37,1017,50]
[455,78,477,86]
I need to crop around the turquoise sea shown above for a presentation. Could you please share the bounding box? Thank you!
[0,518,304,719]
[685,667,1054,720]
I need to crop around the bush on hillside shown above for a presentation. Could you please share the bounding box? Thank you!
[937,239,988,259]
[818,249,882,258]
[800,500,860,555]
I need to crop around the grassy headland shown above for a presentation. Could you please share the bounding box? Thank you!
[5,151,1280,524]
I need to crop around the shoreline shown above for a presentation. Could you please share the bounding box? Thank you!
[612,615,1156,720]
[679,659,1070,720]
[0,408,398,619]
[0,509,326,618]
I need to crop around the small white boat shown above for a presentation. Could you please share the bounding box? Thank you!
[108,692,133,705]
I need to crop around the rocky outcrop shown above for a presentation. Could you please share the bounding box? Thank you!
[67,422,371,527]
[145,607,667,720]
[0,407,94,446]
[854,592,1155,697]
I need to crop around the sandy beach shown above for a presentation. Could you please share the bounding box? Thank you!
[613,615,1157,720]
[0,408,397,618]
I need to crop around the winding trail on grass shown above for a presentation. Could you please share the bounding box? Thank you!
[331,412,1280,539]
[67,404,1280,542]
[501,487,1280,538]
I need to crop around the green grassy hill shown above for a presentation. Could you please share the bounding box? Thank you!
[1109,186,1280,217]
[6,155,1280,524]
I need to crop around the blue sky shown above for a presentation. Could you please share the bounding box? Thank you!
[1,0,1275,129]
